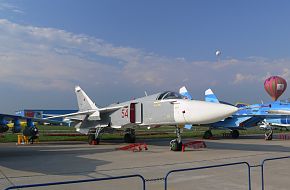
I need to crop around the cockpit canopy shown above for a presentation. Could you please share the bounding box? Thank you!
[156,91,184,100]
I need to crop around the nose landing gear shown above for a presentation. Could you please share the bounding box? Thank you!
[170,126,183,151]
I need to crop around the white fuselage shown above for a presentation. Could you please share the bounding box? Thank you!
[173,99,238,124]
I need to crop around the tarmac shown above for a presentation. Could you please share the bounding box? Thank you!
[0,135,289,190]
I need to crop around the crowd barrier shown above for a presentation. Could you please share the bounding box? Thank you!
[4,174,146,190]
[165,161,251,190]
[261,156,290,190]
[4,156,289,190]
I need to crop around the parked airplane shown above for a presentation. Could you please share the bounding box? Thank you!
[0,114,37,134]
[0,112,66,137]
[180,87,290,140]
[47,86,238,151]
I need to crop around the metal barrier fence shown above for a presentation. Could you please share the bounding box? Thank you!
[4,174,146,190]
[164,161,252,190]
[4,156,290,190]
[261,156,290,190]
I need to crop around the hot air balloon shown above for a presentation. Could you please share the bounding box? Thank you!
[264,76,287,101]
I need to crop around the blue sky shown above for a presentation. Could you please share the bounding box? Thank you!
[0,0,290,113]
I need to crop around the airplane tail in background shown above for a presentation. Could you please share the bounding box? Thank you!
[75,86,98,111]
[205,89,220,103]
[179,86,193,129]
[179,86,193,100]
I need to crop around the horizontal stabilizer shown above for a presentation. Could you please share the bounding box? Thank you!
[46,110,96,119]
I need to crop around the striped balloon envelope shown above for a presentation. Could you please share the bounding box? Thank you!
[264,76,287,101]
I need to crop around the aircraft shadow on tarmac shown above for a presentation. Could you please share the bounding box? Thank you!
[204,141,290,152]
[133,137,290,153]
[0,144,113,176]
[1,136,289,177]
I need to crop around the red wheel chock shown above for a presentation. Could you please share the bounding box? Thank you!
[182,140,206,152]
[116,143,148,152]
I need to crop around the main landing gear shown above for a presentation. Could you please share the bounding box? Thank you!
[231,130,240,139]
[203,130,213,139]
[88,128,103,145]
[170,126,183,151]
[124,128,136,143]
[203,129,240,139]
[279,126,289,131]
[265,129,273,140]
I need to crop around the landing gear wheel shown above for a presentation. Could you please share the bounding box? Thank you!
[170,139,183,151]
[231,130,240,139]
[88,134,94,144]
[88,134,100,145]
[265,130,273,140]
[124,128,136,143]
[203,130,213,139]
[124,134,136,143]
[95,138,100,144]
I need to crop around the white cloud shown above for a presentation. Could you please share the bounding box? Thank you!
[0,18,290,101]
[233,73,257,84]
[0,19,221,91]
[281,68,290,81]
[213,58,239,69]
[0,2,24,14]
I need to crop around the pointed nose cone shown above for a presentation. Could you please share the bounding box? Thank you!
[174,100,238,124]
[194,102,238,124]
[216,103,238,119]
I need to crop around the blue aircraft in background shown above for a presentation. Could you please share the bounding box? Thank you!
[180,87,290,140]
[0,111,68,138]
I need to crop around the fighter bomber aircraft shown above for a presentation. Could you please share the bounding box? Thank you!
[48,86,237,151]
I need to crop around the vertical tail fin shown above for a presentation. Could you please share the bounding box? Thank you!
[179,86,193,100]
[205,89,220,103]
[179,86,193,129]
[75,86,98,111]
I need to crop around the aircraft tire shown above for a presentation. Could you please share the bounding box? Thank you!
[170,139,182,151]
[0,125,9,133]
[231,130,239,139]
[88,134,98,145]
[130,136,136,143]
[203,130,213,139]
[96,138,100,145]
[124,134,135,143]
[265,130,273,140]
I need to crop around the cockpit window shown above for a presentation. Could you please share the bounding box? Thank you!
[157,91,184,100]
[157,92,169,100]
